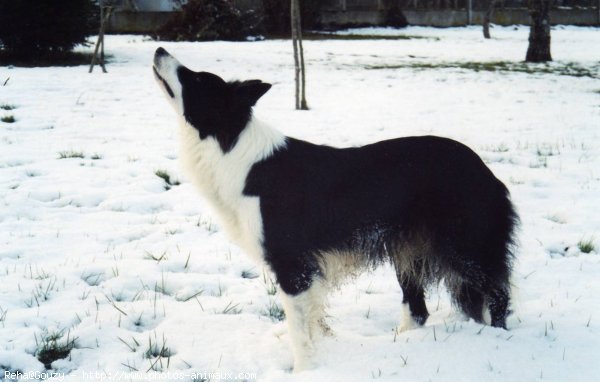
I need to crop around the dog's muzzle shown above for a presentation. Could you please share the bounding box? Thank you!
[153,47,175,98]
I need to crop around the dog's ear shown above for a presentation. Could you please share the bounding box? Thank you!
[236,80,272,106]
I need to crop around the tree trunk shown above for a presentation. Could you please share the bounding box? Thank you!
[483,0,497,38]
[466,0,472,25]
[89,6,112,73]
[291,0,308,110]
[383,0,409,27]
[291,0,300,110]
[526,0,552,62]
[297,21,308,110]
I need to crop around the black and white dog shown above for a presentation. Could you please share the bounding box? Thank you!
[153,48,518,371]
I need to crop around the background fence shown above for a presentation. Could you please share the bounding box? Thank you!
[106,0,600,33]
[320,0,599,11]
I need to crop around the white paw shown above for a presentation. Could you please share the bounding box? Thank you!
[293,357,316,373]
[397,319,419,332]
[271,323,287,338]
[398,303,420,332]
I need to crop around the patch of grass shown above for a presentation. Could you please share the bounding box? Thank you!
[263,272,278,296]
[118,336,140,352]
[144,332,172,372]
[32,277,57,302]
[303,33,438,41]
[365,61,600,79]
[0,51,109,68]
[165,227,180,236]
[262,299,285,322]
[144,250,168,263]
[145,334,171,358]
[81,271,104,286]
[35,329,77,369]
[0,305,7,328]
[1,115,15,123]
[197,216,218,234]
[536,143,560,157]
[58,150,85,159]
[544,214,566,224]
[155,169,181,190]
[175,289,203,302]
[578,238,595,254]
[219,301,242,315]
[483,143,509,153]
[0,104,16,111]
[530,156,548,169]
[241,269,259,279]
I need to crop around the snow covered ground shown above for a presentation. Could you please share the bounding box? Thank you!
[1,25,599,381]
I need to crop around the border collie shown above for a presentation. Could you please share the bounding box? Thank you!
[153,47,518,372]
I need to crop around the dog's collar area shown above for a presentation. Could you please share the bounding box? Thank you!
[153,66,175,98]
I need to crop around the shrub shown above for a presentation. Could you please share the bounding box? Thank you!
[384,4,409,28]
[262,0,322,35]
[0,0,96,57]
[154,0,262,42]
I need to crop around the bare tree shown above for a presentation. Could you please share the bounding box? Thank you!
[483,0,497,39]
[89,2,114,73]
[291,0,308,110]
[525,0,552,62]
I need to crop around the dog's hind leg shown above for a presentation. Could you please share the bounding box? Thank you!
[448,260,511,328]
[486,285,510,329]
[395,260,429,331]
[453,282,485,324]
[397,279,429,331]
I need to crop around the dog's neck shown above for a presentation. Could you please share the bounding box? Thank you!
[177,115,286,254]
[178,115,285,191]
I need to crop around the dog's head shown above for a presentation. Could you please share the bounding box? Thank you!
[153,47,271,152]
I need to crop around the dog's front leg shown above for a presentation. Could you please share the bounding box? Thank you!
[279,288,319,372]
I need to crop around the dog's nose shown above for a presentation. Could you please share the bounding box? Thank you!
[155,47,169,57]
[154,47,171,67]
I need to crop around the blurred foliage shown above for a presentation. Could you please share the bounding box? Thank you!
[0,0,97,58]
[154,0,262,41]
[262,0,322,35]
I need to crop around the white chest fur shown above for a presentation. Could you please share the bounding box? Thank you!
[177,116,286,265]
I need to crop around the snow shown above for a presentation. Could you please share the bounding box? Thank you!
[1,25,599,381]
